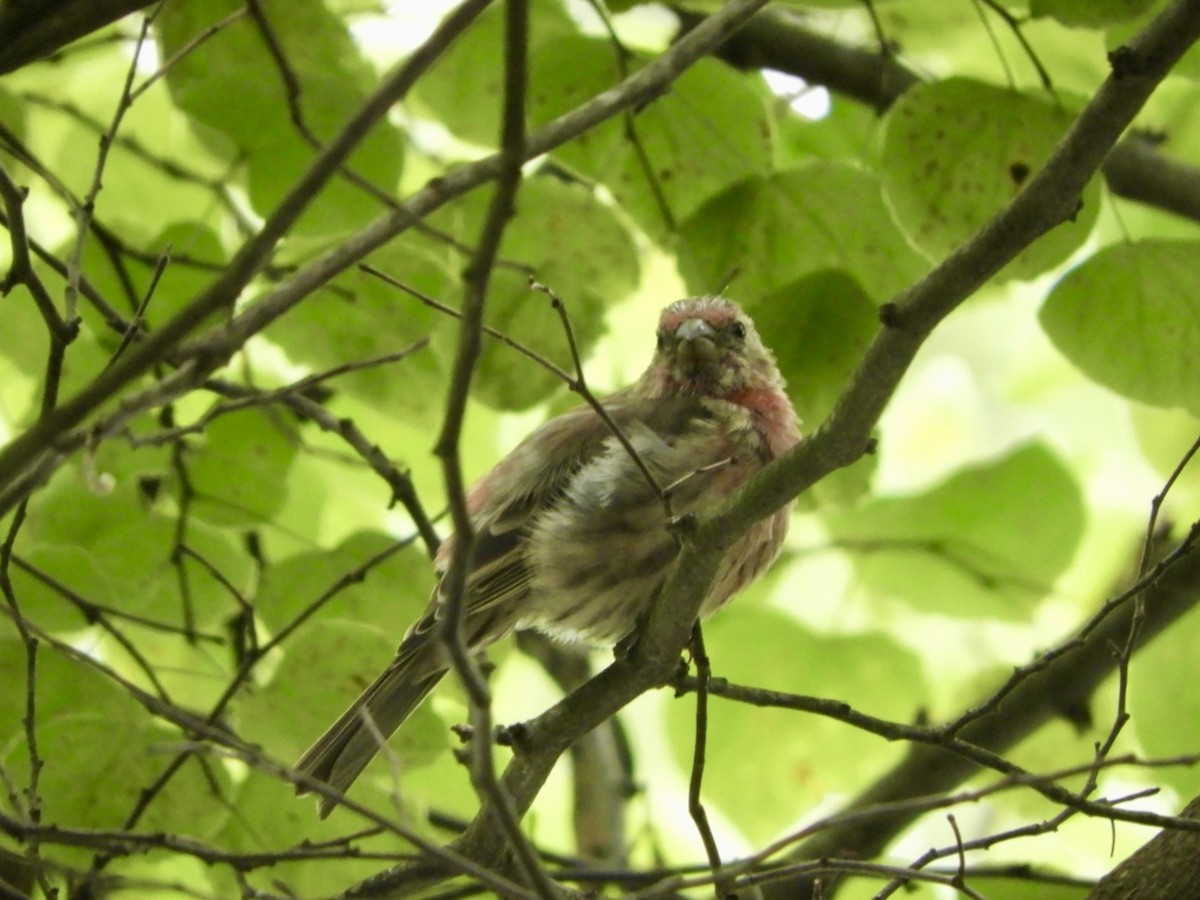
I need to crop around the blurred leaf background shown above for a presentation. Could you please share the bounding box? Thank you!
[1,0,1199,897]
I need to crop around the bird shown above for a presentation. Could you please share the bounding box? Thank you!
[294,295,802,816]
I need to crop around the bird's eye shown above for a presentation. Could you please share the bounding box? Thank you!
[729,321,747,340]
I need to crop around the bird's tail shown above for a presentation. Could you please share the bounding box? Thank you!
[294,647,447,818]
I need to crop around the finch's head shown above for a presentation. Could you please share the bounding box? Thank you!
[644,296,784,399]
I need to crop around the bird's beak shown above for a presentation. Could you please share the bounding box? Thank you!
[675,318,719,369]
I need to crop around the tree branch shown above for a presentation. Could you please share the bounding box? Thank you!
[1087,794,1200,900]
[0,0,156,76]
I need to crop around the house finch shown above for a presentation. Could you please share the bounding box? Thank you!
[295,296,801,816]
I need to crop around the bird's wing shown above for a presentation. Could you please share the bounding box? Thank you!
[431,395,714,622]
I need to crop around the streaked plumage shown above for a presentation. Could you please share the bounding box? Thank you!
[295,296,801,816]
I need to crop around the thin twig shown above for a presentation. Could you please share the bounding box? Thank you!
[976,0,1054,93]
[6,555,174,699]
[1138,431,1200,577]
[106,244,170,367]
[7,555,224,642]
[65,5,162,323]
[129,6,247,104]
[0,163,74,341]
[73,537,427,887]
[532,281,668,510]
[685,624,729,897]
[363,267,570,376]
[0,502,54,897]
[0,612,541,899]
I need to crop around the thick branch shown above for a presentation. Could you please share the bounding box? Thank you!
[1087,795,1200,900]
[675,5,917,110]
[1101,132,1200,221]
[0,0,155,75]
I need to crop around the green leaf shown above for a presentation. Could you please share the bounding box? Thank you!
[266,233,455,421]
[752,272,879,504]
[755,271,877,427]
[0,637,138,749]
[156,0,404,236]
[531,43,774,241]
[685,0,864,8]
[3,273,112,415]
[679,164,929,307]
[665,607,925,845]
[775,92,882,168]
[188,408,299,527]
[970,877,1090,900]
[236,618,446,766]
[1130,405,1200,515]
[823,443,1084,620]
[1032,0,1156,27]
[1040,240,1200,415]
[254,530,433,631]
[70,223,228,358]
[2,705,230,866]
[139,224,229,325]
[11,447,180,634]
[0,84,26,188]
[882,78,1100,280]
[105,855,214,900]
[433,175,639,410]
[1127,601,1200,799]
[413,0,576,146]
[228,620,454,893]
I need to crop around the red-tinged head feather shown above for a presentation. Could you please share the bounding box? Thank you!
[640,296,792,412]
[658,296,743,333]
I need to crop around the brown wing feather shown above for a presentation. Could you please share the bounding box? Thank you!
[441,394,713,620]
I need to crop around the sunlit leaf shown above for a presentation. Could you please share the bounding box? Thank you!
[2,707,230,865]
[679,164,929,306]
[531,42,774,241]
[13,448,178,634]
[1127,601,1200,799]
[757,270,877,427]
[754,271,879,504]
[882,78,1100,280]
[235,618,446,767]
[431,174,640,410]
[266,233,456,421]
[157,0,404,236]
[253,530,432,631]
[413,0,576,146]
[823,443,1084,620]
[188,408,299,527]
[665,606,925,845]
[971,877,1090,900]
[1040,239,1200,415]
